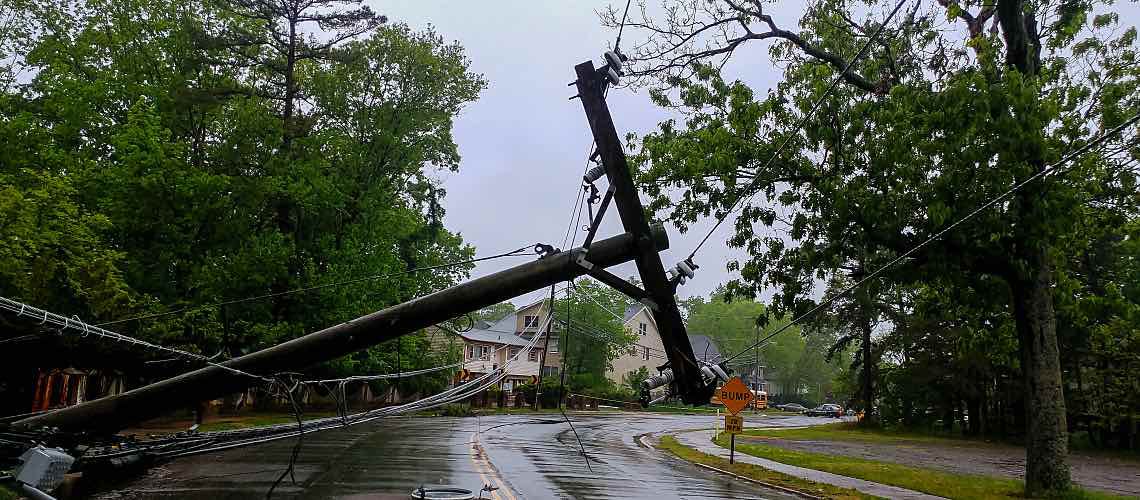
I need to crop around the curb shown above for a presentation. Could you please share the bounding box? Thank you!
[649,432,824,500]
[688,461,825,500]
[636,433,654,450]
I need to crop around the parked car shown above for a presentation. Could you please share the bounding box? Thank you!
[806,404,843,417]
[779,403,807,413]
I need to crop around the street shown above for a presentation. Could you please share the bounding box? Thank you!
[96,412,816,499]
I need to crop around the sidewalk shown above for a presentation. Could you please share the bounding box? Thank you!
[672,430,945,500]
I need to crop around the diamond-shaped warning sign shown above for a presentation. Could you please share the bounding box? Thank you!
[716,376,754,415]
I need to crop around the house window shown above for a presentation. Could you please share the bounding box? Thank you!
[639,322,647,336]
[643,346,651,361]
[629,345,637,356]
[478,346,490,360]
[466,345,474,360]
[524,315,539,328]
[502,380,514,392]
[509,347,521,359]
[528,349,539,362]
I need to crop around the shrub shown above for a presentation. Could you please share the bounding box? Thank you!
[440,403,472,417]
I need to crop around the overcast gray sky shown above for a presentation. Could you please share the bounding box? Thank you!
[373,0,800,307]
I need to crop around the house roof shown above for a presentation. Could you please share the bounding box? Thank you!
[622,304,641,323]
[459,328,534,347]
[455,300,551,347]
[484,311,518,333]
[688,334,721,362]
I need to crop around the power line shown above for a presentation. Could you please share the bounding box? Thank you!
[613,0,633,53]
[111,312,562,463]
[96,244,538,327]
[0,296,272,383]
[687,0,911,260]
[555,317,668,360]
[562,141,596,250]
[723,110,1140,363]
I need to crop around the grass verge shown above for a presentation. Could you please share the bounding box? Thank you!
[739,422,997,446]
[198,411,338,432]
[0,484,17,500]
[716,434,1127,500]
[656,435,877,499]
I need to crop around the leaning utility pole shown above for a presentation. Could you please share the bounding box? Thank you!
[571,59,712,405]
[14,229,668,433]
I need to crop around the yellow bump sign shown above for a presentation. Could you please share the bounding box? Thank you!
[716,376,754,415]
[725,414,743,434]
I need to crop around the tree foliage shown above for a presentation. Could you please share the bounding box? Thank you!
[612,0,1138,493]
[556,278,637,390]
[681,287,845,406]
[0,0,486,387]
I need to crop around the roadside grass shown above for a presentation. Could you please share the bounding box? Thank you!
[643,405,722,415]
[0,484,17,500]
[715,434,1128,500]
[748,423,1140,463]
[467,407,579,416]
[656,435,877,500]
[198,411,338,432]
[739,422,997,447]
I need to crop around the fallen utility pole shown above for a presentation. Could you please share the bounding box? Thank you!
[572,60,713,405]
[14,228,668,434]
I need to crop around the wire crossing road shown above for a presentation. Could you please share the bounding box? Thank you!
[97,413,815,499]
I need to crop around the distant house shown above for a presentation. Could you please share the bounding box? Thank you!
[731,360,771,394]
[428,300,730,397]
[428,298,558,395]
[687,334,722,363]
[606,305,667,386]
[605,305,723,390]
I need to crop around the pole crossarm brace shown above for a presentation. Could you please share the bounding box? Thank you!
[572,60,712,405]
[13,228,668,434]
[576,257,654,309]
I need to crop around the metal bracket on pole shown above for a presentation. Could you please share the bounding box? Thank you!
[581,184,614,250]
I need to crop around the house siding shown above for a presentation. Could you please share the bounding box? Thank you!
[606,307,666,386]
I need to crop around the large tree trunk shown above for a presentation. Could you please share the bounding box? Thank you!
[1010,246,1071,494]
[860,316,875,425]
[996,0,1070,491]
[283,17,298,149]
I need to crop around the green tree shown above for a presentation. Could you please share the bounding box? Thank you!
[471,303,517,324]
[683,288,843,402]
[213,0,386,146]
[622,366,650,393]
[1,0,486,386]
[556,278,636,387]
[613,0,1138,492]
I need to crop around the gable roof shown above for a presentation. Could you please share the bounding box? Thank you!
[687,334,721,362]
[459,328,534,347]
[452,300,551,347]
[622,304,641,323]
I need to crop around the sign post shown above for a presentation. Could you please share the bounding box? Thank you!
[716,377,753,464]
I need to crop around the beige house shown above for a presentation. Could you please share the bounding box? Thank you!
[428,300,722,395]
[428,299,559,393]
[605,305,725,389]
[606,305,667,386]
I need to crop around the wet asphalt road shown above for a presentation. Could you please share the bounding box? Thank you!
[96,411,819,499]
